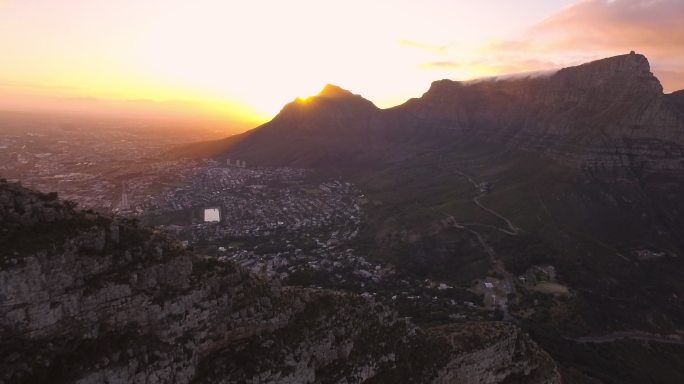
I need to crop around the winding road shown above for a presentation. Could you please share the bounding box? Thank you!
[473,196,521,235]
[452,169,521,235]
[569,331,684,346]
[443,168,526,321]
[446,169,684,342]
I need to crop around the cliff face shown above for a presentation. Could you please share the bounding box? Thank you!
[430,323,560,384]
[394,53,684,170]
[0,181,559,384]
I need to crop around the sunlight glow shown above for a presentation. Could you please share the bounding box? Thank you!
[1,0,681,129]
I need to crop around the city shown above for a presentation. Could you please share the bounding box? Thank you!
[1,125,506,324]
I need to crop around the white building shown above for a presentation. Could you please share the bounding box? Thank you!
[203,207,221,222]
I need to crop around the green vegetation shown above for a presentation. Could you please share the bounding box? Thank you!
[333,139,684,382]
[192,257,236,279]
[0,328,182,384]
[539,337,684,384]
[285,268,330,286]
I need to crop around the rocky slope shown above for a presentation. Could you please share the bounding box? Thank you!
[0,180,560,383]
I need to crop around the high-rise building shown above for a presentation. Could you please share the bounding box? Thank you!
[118,180,131,211]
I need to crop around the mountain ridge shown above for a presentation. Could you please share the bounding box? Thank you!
[174,52,684,172]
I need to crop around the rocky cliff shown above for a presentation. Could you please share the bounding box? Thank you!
[0,180,559,383]
[388,52,684,171]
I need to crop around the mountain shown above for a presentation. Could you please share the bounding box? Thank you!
[174,84,387,167]
[0,180,560,383]
[171,52,684,383]
[222,84,385,167]
[177,52,684,173]
[393,53,683,169]
[399,53,684,169]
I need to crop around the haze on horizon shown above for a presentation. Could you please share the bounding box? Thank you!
[1,0,683,134]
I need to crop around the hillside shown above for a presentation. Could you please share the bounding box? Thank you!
[169,52,684,383]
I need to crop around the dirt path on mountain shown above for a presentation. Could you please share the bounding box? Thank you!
[441,168,528,322]
[453,169,521,235]
[571,331,684,345]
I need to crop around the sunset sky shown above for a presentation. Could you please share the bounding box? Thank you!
[1,0,683,132]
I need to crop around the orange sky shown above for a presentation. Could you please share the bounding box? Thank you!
[1,0,682,133]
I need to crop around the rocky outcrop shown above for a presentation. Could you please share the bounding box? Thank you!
[0,181,559,383]
[430,323,560,384]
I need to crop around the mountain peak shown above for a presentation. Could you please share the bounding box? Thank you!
[425,79,460,94]
[317,84,355,99]
[286,83,377,111]
[268,83,378,130]
[553,51,663,95]
[569,51,653,76]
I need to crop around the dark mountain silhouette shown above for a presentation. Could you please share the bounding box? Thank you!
[391,53,683,169]
[174,84,383,167]
[176,52,684,173]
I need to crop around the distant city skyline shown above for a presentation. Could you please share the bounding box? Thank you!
[1,0,682,132]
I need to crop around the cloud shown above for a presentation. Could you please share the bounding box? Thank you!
[652,69,684,93]
[420,58,559,74]
[533,0,684,53]
[526,0,684,91]
[398,39,448,54]
[420,61,464,69]
[0,80,79,94]
[415,0,684,92]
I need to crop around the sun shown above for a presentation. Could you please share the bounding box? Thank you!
[296,95,313,103]
[296,84,328,103]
